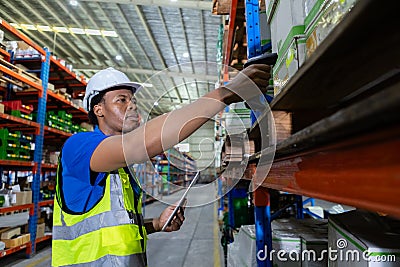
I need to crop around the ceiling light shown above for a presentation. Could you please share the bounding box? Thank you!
[11,22,118,38]
[53,26,69,33]
[85,29,101,35]
[140,83,154,88]
[182,52,189,58]
[154,102,159,106]
[101,30,118,37]
[21,24,36,30]
[37,25,52,31]
[70,28,85,34]
[70,0,79,6]
[115,55,123,61]
[10,23,21,29]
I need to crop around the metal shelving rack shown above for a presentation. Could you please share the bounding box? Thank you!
[157,148,197,195]
[0,18,87,257]
[220,0,400,266]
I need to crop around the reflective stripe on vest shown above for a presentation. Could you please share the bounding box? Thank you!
[52,224,147,266]
[52,168,147,266]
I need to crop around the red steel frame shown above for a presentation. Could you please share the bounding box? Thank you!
[223,0,238,82]
[253,125,400,218]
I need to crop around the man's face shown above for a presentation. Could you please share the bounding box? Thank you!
[97,88,140,134]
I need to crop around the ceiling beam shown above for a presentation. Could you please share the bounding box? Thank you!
[74,65,218,81]
[78,0,212,10]
[157,7,182,103]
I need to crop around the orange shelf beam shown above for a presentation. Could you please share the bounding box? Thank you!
[254,125,400,218]
[0,242,31,258]
[0,47,10,61]
[44,126,72,137]
[0,159,35,168]
[41,163,58,169]
[0,203,34,215]
[35,235,52,244]
[0,113,40,133]
[39,200,54,207]
[0,19,46,55]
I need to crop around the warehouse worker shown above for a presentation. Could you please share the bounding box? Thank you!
[52,65,271,266]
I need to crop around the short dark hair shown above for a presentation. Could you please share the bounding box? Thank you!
[88,92,106,125]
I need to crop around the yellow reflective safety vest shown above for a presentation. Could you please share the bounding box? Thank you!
[52,166,147,267]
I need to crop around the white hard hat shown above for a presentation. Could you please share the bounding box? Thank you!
[83,67,142,111]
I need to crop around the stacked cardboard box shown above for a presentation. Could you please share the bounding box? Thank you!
[304,0,358,59]
[267,0,306,95]
[0,227,30,249]
[272,218,328,267]
[225,133,246,163]
[328,210,400,267]
[269,0,359,96]
[225,102,252,135]
[11,190,32,206]
[273,111,292,143]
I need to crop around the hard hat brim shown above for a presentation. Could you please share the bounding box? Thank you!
[84,82,142,112]
[103,82,142,93]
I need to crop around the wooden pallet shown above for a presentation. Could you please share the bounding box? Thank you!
[0,58,42,85]
[0,75,25,88]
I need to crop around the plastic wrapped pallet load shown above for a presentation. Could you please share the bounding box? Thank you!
[227,224,257,267]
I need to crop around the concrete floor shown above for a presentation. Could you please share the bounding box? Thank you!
[0,185,224,267]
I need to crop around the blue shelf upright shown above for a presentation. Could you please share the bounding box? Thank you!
[29,48,51,254]
[245,0,262,59]
[244,1,273,266]
[253,187,272,267]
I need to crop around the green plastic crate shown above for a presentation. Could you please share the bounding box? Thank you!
[19,149,30,161]
[11,110,33,120]
[0,144,19,160]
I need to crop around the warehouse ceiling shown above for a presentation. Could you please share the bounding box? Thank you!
[0,0,223,116]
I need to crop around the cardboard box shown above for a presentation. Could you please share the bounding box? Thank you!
[212,0,231,15]
[2,236,23,248]
[328,210,400,267]
[11,190,32,206]
[36,223,45,239]
[272,230,302,267]
[273,33,306,95]
[272,218,328,267]
[21,233,30,244]
[259,8,271,48]
[0,227,21,240]
[267,0,305,54]
[47,83,55,91]
[301,233,328,267]
[305,0,358,59]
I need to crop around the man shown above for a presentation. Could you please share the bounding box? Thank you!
[52,65,270,266]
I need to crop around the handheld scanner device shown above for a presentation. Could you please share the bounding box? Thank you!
[243,52,278,68]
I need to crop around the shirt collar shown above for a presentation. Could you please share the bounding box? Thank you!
[94,126,106,136]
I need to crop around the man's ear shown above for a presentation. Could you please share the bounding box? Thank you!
[93,104,104,117]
